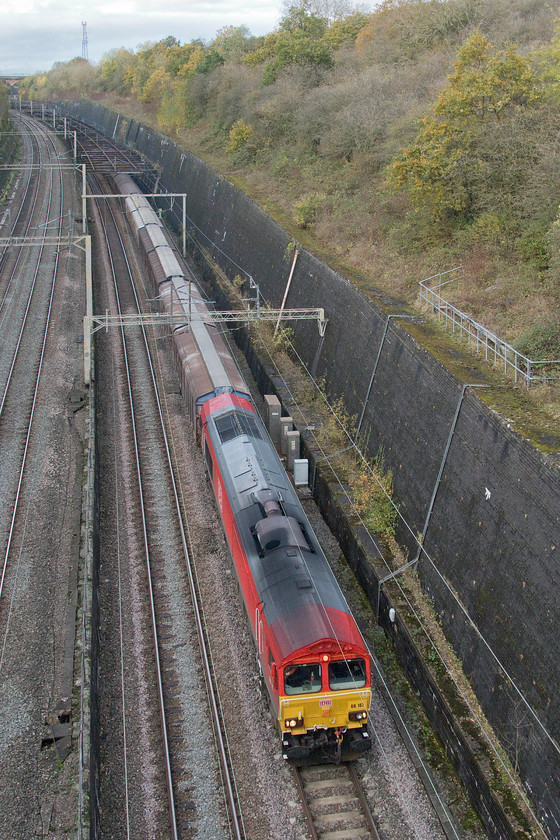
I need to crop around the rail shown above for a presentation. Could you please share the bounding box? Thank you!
[419,267,560,388]
[294,763,380,840]
[93,170,245,838]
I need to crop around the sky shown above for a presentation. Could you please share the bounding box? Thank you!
[0,0,282,76]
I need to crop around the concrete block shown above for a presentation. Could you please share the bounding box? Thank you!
[280,416,293,455]
[285,430,300,471]
[264,394,281,447]
[293,459,308,486]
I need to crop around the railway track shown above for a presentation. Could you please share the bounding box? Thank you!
[91,171,243,839]
[74,124,149,173]
[0,113,65,594]
[0,109,86,840]
[102,186,383,840]
[295,763,380,840]
[0,115,44,278]
[84,140,463,840]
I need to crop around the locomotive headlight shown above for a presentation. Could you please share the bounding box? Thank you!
[284,716,304,729]
[349,710,368,722]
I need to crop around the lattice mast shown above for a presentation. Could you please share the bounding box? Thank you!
[82,21,88,61]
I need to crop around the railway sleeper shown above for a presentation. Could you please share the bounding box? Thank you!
[311,793,360,809]
[319,829,371,840]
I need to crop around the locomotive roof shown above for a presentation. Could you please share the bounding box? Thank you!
[205,401,365,662]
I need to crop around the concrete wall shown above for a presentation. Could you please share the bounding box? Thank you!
[63,100,560,839]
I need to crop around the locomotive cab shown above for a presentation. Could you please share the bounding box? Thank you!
[280,655,371,764]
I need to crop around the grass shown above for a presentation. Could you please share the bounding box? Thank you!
[404,317,560,452]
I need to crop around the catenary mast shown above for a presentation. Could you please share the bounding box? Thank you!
[82,22,88,61]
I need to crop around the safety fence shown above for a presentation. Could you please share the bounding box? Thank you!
[419,267,560,388]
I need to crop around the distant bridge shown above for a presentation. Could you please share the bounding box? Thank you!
[0,76,26,86]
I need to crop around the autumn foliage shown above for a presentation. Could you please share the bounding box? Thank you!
[18,0,560,357]
[391,32,541,224]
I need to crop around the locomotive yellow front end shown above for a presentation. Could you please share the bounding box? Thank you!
[279,657,372,764]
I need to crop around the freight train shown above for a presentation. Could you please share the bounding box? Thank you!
[113,172,372,764]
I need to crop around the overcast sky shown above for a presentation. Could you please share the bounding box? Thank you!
[0,0,282,76]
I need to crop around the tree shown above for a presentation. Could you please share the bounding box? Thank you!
[161,36,180,49]
[195,49,225,74]
[262,37,334,84]
[243,5,334,84]
[279,4,329,36]
[100,48,136,93]
[212,25,259,62]
[435,31,537,120]
[164,43,202,75]
[321,12,372,48]
[140,67,173,103]
[157,81,191,135]
[176,44,207,77]
[391,32,540,226]
[281,0,364,24]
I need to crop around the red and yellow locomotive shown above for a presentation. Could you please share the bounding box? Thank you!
[201,393,371,762]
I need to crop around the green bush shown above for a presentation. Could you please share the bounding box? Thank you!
[516,223,549,271]
[350,450,398,540]
[227,119,253,152]
[293,192,325,228]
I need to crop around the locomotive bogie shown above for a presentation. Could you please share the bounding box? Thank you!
[282,726,371,764]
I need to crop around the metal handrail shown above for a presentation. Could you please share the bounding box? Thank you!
[419,268,560,388]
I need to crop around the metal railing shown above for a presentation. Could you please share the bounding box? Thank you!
[419,267,560,388]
